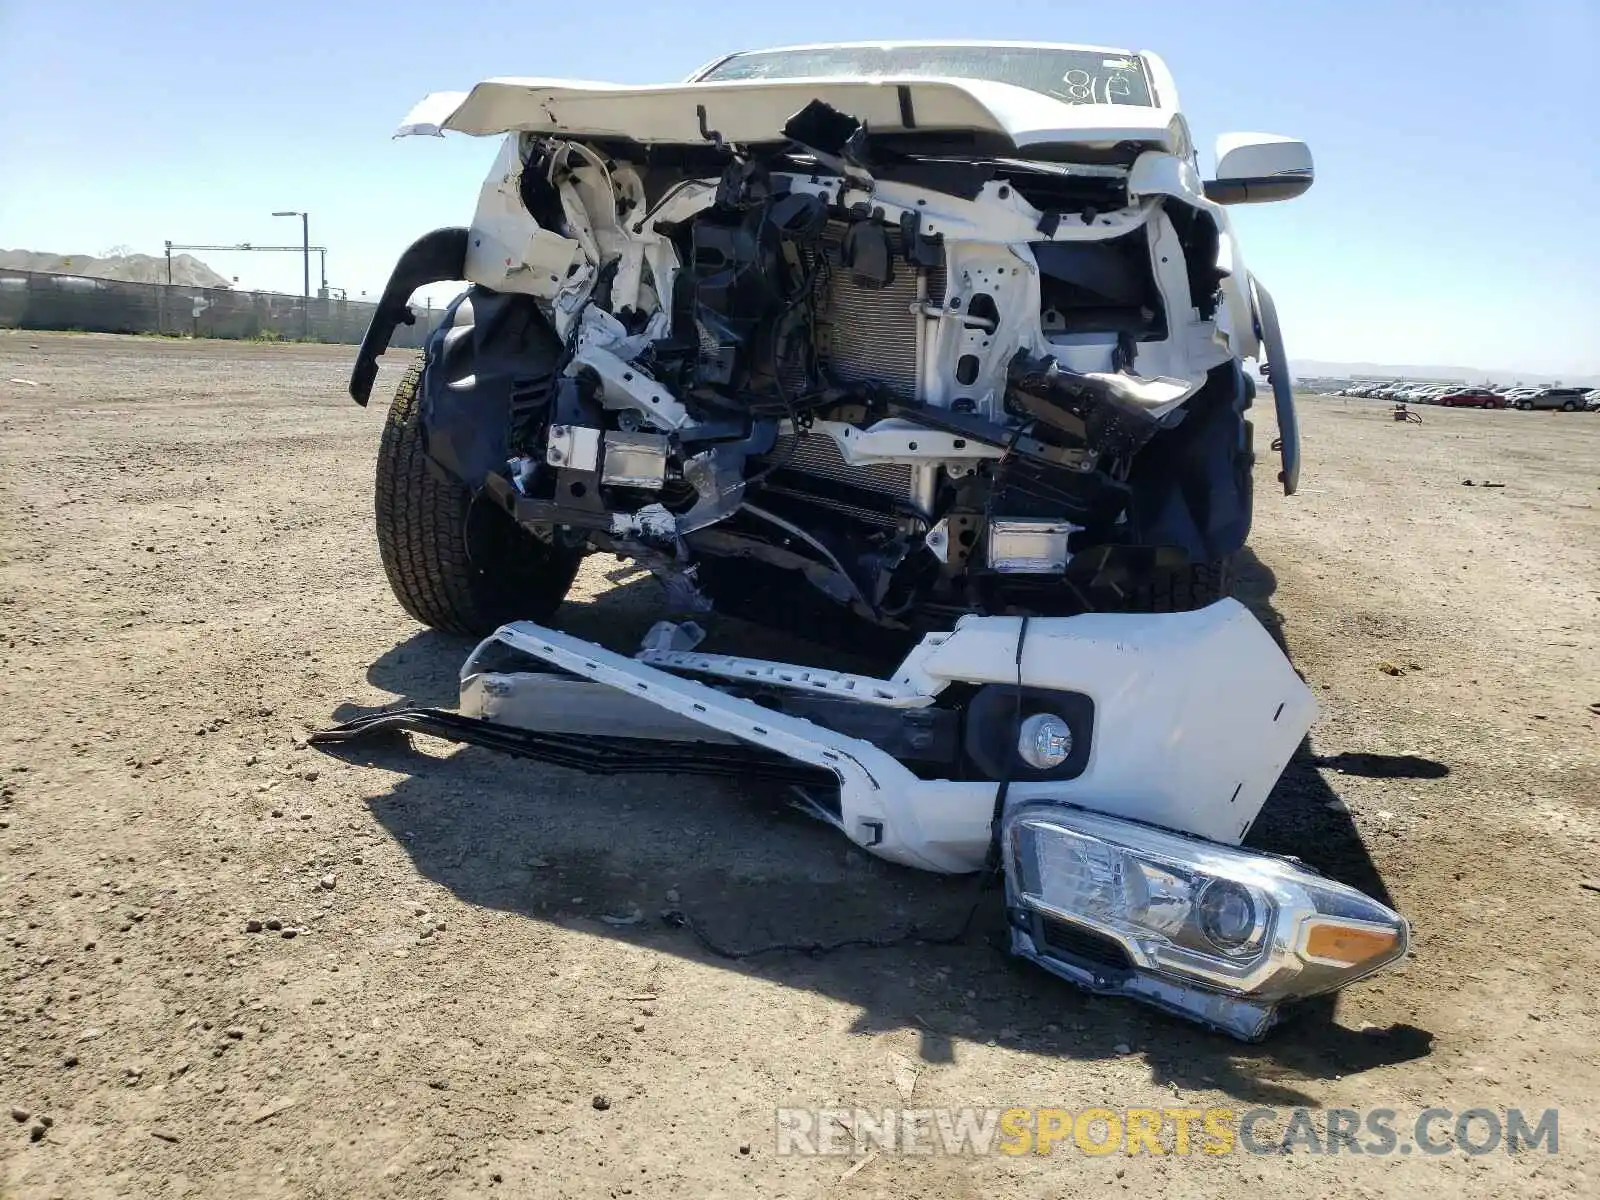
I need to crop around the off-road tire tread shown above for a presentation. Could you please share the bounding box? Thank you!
[1119,558,1235,613]
[375,357,576,636]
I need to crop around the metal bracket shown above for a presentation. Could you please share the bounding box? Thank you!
[568,344,693,432]
[636,649,936,709]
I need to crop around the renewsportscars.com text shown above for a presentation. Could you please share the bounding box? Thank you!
[775,1105,1560,1158]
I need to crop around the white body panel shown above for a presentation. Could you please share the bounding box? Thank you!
[385,41,1304,608]
[899,602,1317,844]
[464,599,1315,874]
[394,40,1265,429]
[396,76,1185,154]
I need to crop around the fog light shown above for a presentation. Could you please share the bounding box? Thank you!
[1018,713,1073,769]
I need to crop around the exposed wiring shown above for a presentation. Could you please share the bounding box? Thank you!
[984,614,1030,877]
[637,177,711,227]
[740,237,831,491]
[739,403,804,491]
[739,501,875,616]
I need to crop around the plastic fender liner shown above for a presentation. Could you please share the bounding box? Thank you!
[349,226,468,406]
[419,290,566,490]
[1249,274,1300,495]
[1124,361,1254,562]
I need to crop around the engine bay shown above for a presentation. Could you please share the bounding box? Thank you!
[425,100,1252,632]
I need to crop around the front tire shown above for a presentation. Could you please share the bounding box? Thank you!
[374,358,582,637]
[1118,558,1235,613]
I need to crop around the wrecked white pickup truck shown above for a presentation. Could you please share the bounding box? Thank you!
[325,41,1407,1040]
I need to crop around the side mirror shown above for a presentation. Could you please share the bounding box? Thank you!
[1203,133,1314,204]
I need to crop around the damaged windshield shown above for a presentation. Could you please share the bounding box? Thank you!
[696,44,1156,107]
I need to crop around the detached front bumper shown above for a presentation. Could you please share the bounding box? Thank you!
[315,598,1407,1039]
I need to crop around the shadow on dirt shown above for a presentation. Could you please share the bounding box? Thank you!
[1308,752,1449,780]
[352,571,669,715]
[1231,547,1438,913]
[318,547,1434,1106]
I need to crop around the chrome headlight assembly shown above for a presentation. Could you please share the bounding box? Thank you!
[1002,804,1409,1041]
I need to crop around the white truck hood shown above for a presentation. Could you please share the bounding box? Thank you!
[396,76,1183,154]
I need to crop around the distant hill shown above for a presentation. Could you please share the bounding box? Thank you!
[1291,358,1598,389]
[0,249,232,289]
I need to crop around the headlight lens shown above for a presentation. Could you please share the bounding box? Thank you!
[1003,804,1408,1036]
[1196,879,1261,952]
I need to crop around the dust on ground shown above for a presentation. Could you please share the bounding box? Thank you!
[1,332,1597,1198]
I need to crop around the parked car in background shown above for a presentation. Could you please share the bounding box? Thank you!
[1330,381,1595,407]
[1516,386,1589,411]
[1413,386,1457,404]
[1436,386,1504,408]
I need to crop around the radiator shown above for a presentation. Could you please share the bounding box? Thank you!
[753,225,942,530]
[768,427,914,497]
[761,427,916,529]
[813,225,944,402]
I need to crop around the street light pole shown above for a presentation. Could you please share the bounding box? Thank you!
[272,210,311,339]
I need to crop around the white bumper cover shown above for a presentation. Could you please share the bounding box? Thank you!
[464,598,1314,874]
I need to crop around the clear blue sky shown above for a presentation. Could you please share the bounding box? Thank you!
[2,1,1595,377]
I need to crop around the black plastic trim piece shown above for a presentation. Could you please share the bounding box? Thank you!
[1250,277,1300,495]
[348,227,468,406]
[311,707,839,787]
[1202,175,1312,205]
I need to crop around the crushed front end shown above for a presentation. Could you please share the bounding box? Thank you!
[353,53,1282,637]
[329,48,1391,1040]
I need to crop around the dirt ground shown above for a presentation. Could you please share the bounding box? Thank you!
[1,331,1596,1199]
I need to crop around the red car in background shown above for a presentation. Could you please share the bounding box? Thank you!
[1436,387,1505,408]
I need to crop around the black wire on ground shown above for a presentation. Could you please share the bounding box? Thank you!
[672,897,990,961]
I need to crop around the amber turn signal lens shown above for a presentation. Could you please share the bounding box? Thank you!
[1301,920,1401,967]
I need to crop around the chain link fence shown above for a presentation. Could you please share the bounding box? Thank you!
[0,269,440,348]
